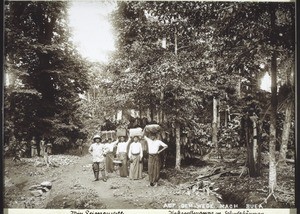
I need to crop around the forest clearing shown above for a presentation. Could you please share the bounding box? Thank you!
[3,1,296,211]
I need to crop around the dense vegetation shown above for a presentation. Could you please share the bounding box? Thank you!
[4,1,295,200]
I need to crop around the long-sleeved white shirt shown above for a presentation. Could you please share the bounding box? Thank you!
[144,136,168,154]
[89,143,108,162]
[128,142,143,159]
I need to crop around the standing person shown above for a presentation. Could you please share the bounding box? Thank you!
[44,138,51,167]
[128,136,143,180]
[39,137,45,157]
[105,138,117,173]
[46,141,52,155]
[116,136,130,177]
[88,134,108,182]
[20,138,28,158]
[144,134,168,187]
[76,139,84,156]
[30,136,38,157]
[14,138,27,161]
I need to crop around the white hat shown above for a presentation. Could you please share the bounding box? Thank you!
[93,134,101,140]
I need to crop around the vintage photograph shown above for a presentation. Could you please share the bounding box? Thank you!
[3,0,296,211]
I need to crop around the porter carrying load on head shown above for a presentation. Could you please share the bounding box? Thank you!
[101,130,116,141]
[129,127,143,138]
[116,127,127,137]
[144,124,161,136]
[143,124,168,187]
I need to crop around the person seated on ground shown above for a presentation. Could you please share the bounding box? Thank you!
[128,136,143,180]
[116,136,130,177]
[88,135,109,182]
[143,133,168,187]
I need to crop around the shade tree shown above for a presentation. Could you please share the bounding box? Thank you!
[4,1,89,152]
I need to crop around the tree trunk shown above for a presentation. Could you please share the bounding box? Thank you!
[224,92,229,127]
[174,26,178,56]
[156,105,160,123]
[224,110,228,128]
[217,98,220,128]
[268,5,278,194]
[159,91,164,123]
[212,97,218,149]
[278,40,294,166]
[87,92,90,103]
[146,108,151,122]
[174,25,181,170]
[228,106,231,122]
[150,106,154,122]
[278,102,292,165]
[242,115,261,177]
[249,116,261,177]
[175,123,181,170]
[139,107,142,119]
[237,70,241,98]
[93,87,96,100]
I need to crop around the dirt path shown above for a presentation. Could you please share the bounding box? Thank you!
[52,154,138,209]
[5,154,221,209]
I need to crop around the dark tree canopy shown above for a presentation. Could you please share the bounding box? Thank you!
[5,1,89,143]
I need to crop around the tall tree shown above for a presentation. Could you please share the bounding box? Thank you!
[212,2,295,194]
[5,2,89,146]
[278,64,294,166]
[109,1,247,168]
[109,2,294,174]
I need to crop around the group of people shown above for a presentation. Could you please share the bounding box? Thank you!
[10,136,53,165]
[27,137,52,166]
[88,132,168,187]
[29,137,53,157]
